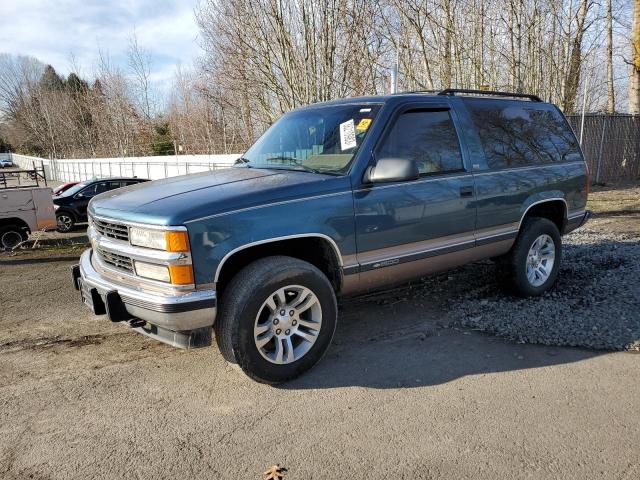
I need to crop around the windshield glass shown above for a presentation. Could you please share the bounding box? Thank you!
[58,180,90,198]
[241,104,381,174]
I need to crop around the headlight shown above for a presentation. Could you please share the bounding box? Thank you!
[133,261,194,285]
[134,261,171,282]
[129,227,190,252]
[130,227,166,250]
[54,204,59,211]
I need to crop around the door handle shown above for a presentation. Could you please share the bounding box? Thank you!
[459,186,474,198]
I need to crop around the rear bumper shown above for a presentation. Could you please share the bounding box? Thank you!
[564,210,591,234]
[73,249,216,348]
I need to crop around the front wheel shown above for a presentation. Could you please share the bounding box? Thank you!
[497,217,562,297]
[214,256,337,384]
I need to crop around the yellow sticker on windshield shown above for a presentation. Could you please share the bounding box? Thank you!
[356,118,372,132]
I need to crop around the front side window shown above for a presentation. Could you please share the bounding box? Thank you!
[242,104,381,174]
[59,180,90,198]
[465,100,582,169]
[376,109,464,175]
[80,181,108,198]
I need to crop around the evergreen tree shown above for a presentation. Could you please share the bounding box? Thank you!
[66,73,89,94]
[0,136,12,153]
[39,65,65,91]
[151,122,174,155]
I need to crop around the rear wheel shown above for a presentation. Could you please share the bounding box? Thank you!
[215,256,337,384]
[497,217,562,297]
[0,225,25,250]
[56,213,75,232]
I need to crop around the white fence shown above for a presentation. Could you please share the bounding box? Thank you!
[8,153,239,182]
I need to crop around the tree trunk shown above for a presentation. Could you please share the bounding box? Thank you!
[562,0,589,113]
[607,0,615,113]
[630,0,640,114]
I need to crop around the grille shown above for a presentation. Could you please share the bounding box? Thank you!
[92,217,129,242]
[97,248,134,274]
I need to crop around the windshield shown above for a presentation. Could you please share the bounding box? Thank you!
[58,180,90,198]
[241,104,381,174]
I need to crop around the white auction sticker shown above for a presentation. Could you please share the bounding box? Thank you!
[340,119,357,150]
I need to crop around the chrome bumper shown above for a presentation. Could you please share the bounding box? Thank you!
[74,249,216,348]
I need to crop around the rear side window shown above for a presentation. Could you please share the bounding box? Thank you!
[376,109,464,175]
[465,100,581,169]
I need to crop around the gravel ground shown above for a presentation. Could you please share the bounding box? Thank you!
[451,185,640,351]
[455,225,640,351]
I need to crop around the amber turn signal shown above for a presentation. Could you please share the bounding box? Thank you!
[165,231,190,252]
[168,264,195,285]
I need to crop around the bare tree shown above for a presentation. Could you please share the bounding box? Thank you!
[127,29,154,121]
[0,0,637,158]
[631,0,640,113]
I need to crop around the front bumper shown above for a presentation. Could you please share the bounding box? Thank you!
[72,249,216,348]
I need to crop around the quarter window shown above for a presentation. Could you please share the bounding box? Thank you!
[464,100,582,169]
[376,110,464,175]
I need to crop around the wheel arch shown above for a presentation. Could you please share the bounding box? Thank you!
[519,197,568,233]
[0,217,30,233]
[55,207,77,220]
[215,234,344,295]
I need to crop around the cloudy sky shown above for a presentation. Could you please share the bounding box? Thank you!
[0,0,201,83]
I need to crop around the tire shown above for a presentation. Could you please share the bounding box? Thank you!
[214,255,338,384]
[497,217,562,297]
[0,225,25,250]
[56,212,75,232]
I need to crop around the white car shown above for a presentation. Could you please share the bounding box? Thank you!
[0,158,13,168]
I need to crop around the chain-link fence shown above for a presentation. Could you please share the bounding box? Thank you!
[566,114,640,184]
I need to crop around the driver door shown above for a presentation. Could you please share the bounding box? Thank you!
[353,105,477,290]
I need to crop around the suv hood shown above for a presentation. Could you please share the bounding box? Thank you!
[89,167,350,225]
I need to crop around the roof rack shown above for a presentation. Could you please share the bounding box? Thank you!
[437,88,542,102]
[393,89,440,95]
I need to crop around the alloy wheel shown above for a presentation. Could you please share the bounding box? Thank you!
[526,234,555,287]
[253,285,322,365]
[57,215,73,232]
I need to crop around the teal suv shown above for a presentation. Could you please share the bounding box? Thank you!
[71,89,590,383]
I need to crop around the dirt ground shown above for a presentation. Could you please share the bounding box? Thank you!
[1,187,639,479]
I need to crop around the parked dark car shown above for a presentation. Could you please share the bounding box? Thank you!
[72,89,589,383]
[54,177,149,232]
[52,181,79,197]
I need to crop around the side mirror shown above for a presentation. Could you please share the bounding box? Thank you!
[74,193,84,199]
[365,158,419,183]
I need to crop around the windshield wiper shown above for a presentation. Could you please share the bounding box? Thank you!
[263,156,322,174]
